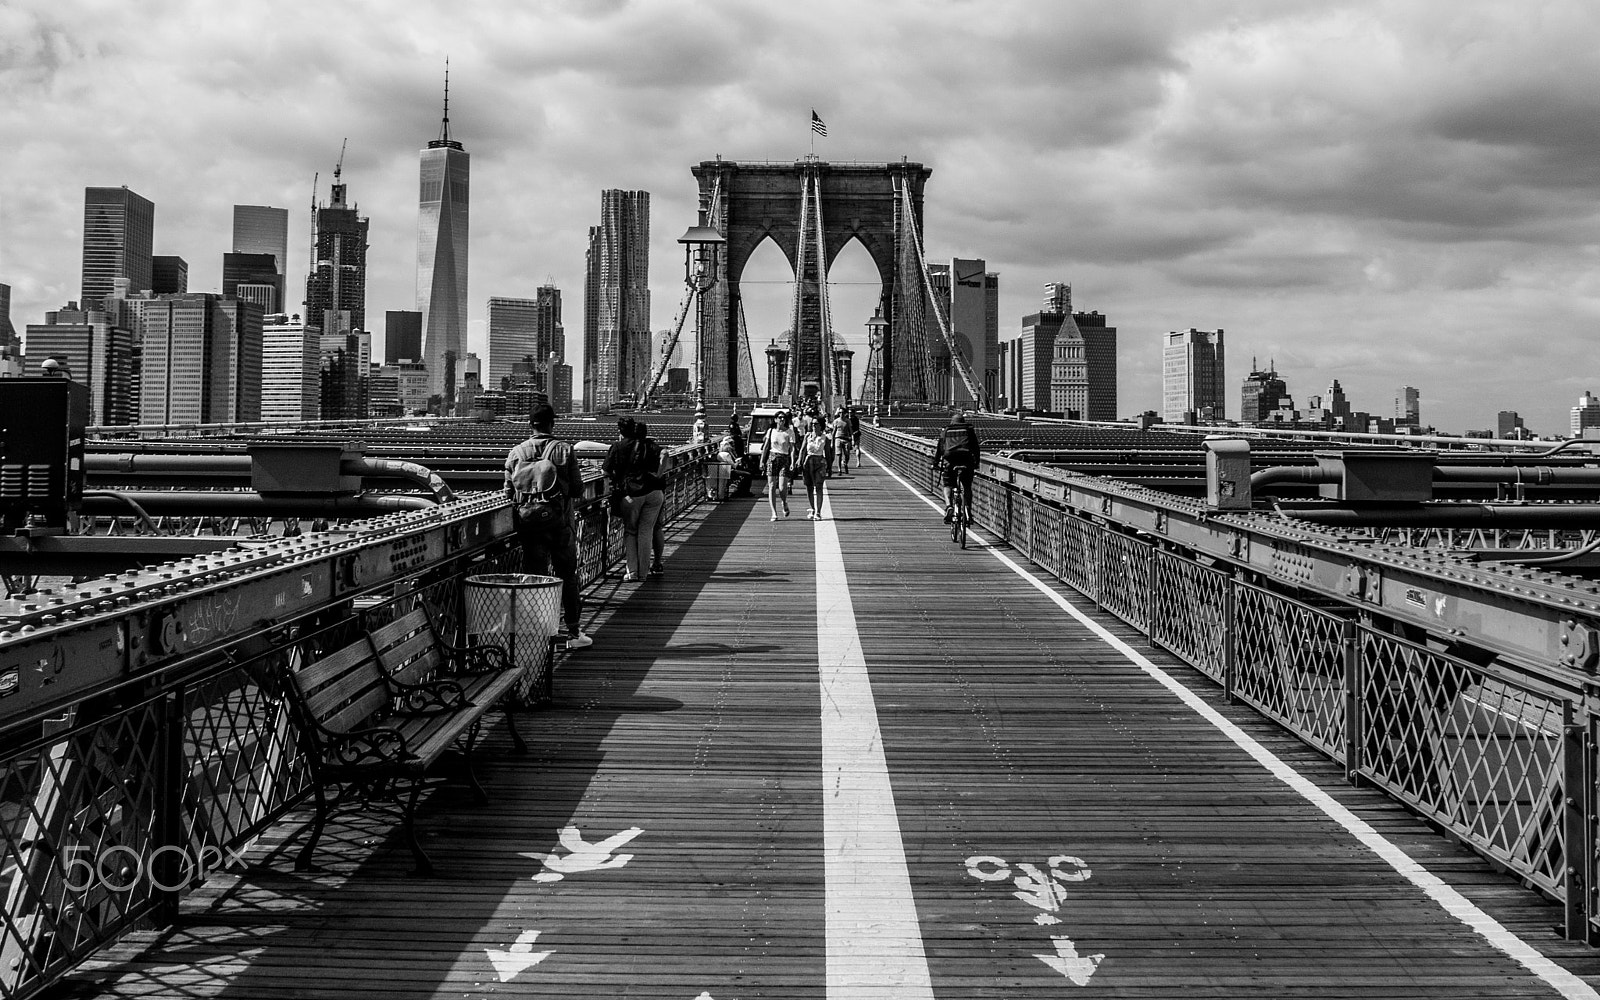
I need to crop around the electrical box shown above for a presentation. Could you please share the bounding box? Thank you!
[248,444,363,495]
[1204,437,1253,510]
[0,377,90,531]
[1315,450,1434,502]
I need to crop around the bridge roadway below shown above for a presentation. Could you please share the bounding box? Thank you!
[61,453,1600,998]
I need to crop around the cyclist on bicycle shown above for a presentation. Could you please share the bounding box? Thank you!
[933,411,980,524]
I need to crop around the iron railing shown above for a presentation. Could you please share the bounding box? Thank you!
[0,451,712,999]
[863,424,1598,940]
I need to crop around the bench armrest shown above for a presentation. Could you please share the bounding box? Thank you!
[326,725,416,767]
[391,677,471,715]
[438,638,512,675]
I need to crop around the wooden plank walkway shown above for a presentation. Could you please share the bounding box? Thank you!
[62,453,1600,998]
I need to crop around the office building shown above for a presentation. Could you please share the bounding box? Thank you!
[152,256,188,295]
[653,327,683,372]
[232,205,289,313]
[0,283,16,349]
[305,168,368,334]
[1396,385,1421,427]
[1050,308,1116,420]
[1573,391,1600,437]
[924,260,999,407]
[319,330,371,420]
[536,284,564,364]
[24,304,136,424]
[1241,361,1288,425]
[224,252,281,314]
[417,71,470,403]
[584,190,651,410]
[261,314,319,422]
[81,186,155,310]
[137,294,263,424]
[1497,410,1526,439]
[385,310,423,363]
[488,296,539,388]
[1163,329,1226,424]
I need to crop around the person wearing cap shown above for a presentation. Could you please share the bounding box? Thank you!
[504,403,592,649]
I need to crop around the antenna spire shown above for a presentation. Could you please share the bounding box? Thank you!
[440,57,451,144]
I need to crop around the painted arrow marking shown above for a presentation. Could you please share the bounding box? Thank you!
[486,929,553,982]
[522,825,643,882]
[1035,934,1104,986]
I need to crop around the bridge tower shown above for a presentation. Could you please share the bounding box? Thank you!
[689,157,981,409]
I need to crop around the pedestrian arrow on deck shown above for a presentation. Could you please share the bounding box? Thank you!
[486,929,553,982]
[522,825,643,882]
[1035,934,1103,986]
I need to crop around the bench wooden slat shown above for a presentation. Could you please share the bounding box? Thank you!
[366,609,429,653]
[378,632,443,687]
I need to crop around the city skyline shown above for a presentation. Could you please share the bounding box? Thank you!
[5,2,1600,430]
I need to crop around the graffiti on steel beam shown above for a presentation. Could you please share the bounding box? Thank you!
[522,824,642,882]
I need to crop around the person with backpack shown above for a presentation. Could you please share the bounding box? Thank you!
[830,409,853,477]
[932,411,981,525]
[504,403,592,649]
[603,418,664,581]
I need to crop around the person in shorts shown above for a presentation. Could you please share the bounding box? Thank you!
[760,410,797,520]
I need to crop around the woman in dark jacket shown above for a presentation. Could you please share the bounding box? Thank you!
[603,419,663,581]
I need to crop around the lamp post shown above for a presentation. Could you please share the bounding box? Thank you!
[677,223,725,419]
[865,305,888,416]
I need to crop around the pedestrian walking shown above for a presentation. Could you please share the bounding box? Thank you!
[830,410,853,476]
[799,416,832,519]
[504,403,592,649]
[603,418,664,581]
[760,410,797,520]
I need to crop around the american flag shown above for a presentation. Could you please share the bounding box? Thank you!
[811,111,827,137]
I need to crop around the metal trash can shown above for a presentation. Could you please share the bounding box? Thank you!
[464,573,563,706]
[705,460,730,500]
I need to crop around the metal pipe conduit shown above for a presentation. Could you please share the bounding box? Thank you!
[79,492,438,517]
[1250,465,1341,490]
[1276,503,1600,528]
[85,454,456,502]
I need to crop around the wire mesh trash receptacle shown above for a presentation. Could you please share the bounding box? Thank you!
[464,573,563,706]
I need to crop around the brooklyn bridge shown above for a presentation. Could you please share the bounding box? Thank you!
[4,402,1600,999]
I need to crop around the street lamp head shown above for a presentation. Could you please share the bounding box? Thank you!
[677,225,726,248]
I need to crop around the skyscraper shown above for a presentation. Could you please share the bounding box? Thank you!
[1241,360,1288,425]
[417,68,470,402]
[305,166,369,335]
[138,294,263,424]
[0,283,16,347]
[926,258,998,407]
[261,315,319,422]
[24,303,135,424]
[488,296,539,388]
[537,284,564,364]
[151,256,188,295]
[385,310,423,363]
[585,190,651,410]
[1163,328,1225,424]
[1396,385,1421,426]
[232,205,289,313]
[1051,308,1117,420]
[223,253,281,313]
[81,186,155,310]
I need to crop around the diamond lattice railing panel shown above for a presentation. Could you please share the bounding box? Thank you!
[1150,554,1229,683]
[0,702,166,999]
[1233,585,1347,758]
[1060,516,1099,599]
[1358,632,1565,892]
[181,662,310,865]
[1098,531,1153,630]
[1034,503,1063,579]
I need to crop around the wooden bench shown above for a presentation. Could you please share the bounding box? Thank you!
[287,608,526,874]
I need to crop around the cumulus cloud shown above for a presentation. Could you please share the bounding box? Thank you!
[2,0,1600,432]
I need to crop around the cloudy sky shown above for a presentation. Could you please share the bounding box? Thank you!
[4,0,1600,433]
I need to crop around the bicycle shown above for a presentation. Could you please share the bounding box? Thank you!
[939,462,972,549]
[950,487,968,548]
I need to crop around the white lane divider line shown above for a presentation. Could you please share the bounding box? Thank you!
[815,491,935,998]
[869,452,1600,1000]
